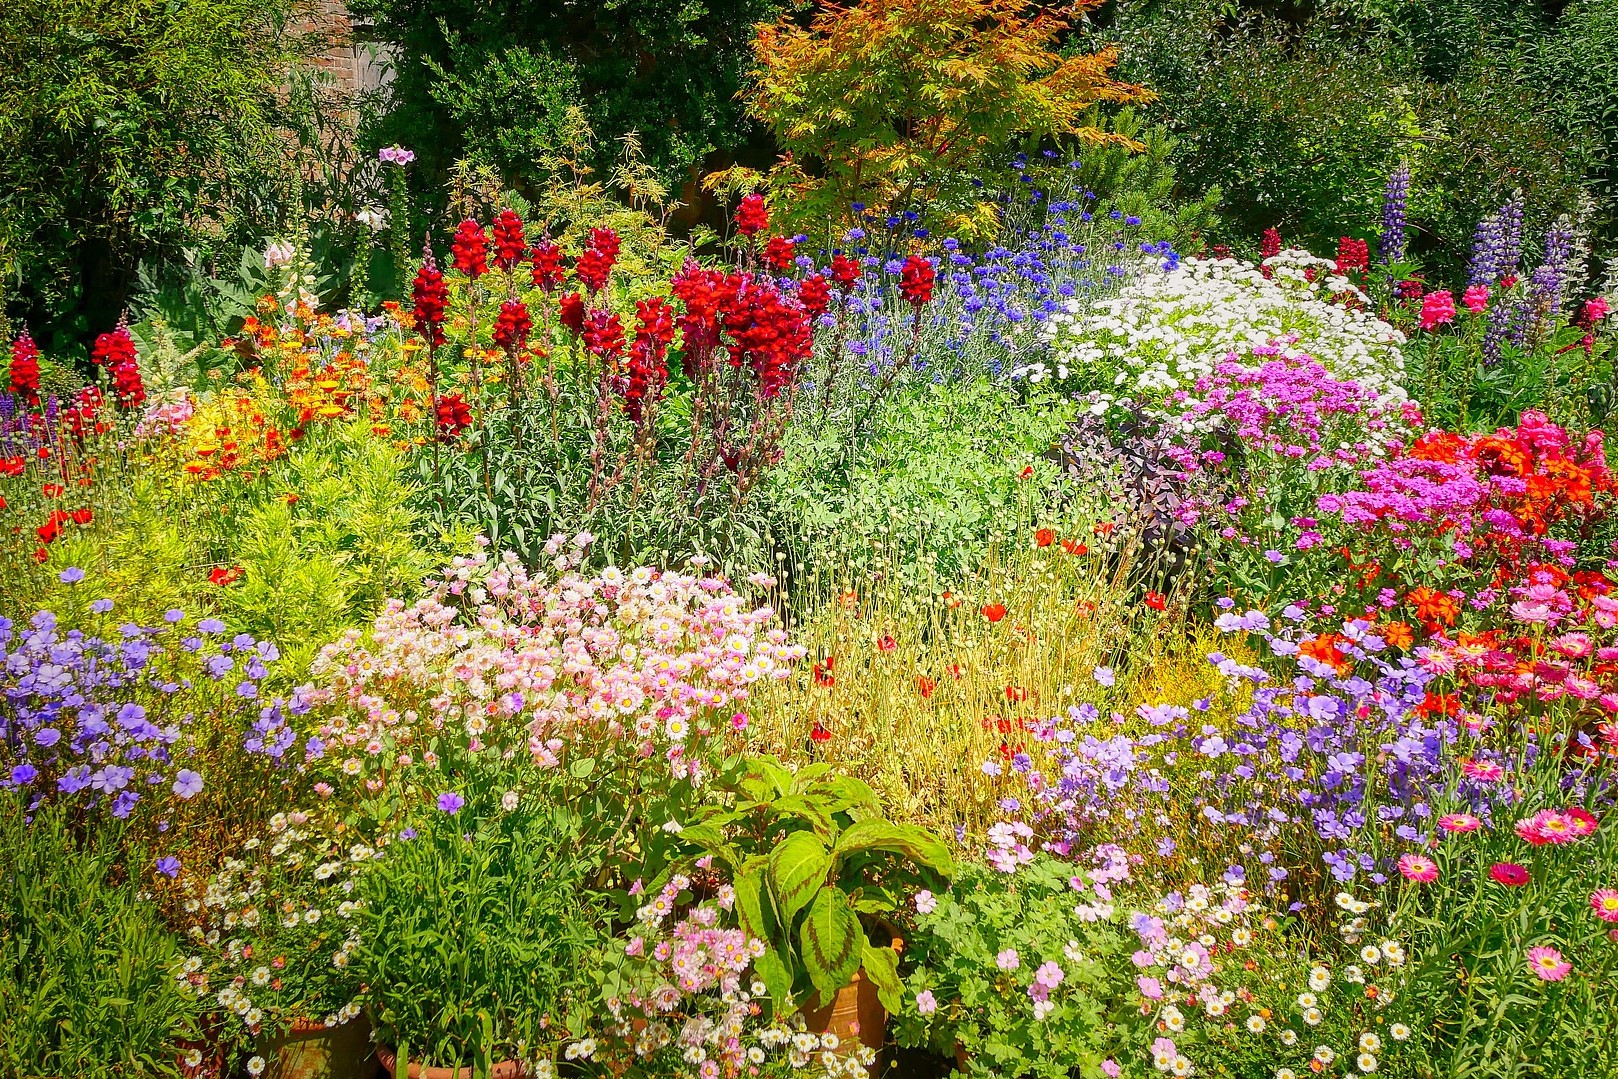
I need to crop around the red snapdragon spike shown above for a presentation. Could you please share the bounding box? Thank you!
[492,299,532,351]
[798,274,830,320]
[763,235,796,273]
[411,250,449,347]
[558,293,586,335]
[588,227,621,261]
[1260,227,1282,260]
[735,193,769,238]
[830,254,860,292]
[9,330,40,405]
[623,297,675,424]
[582,310,626,360]
[1335,236,1369,275]
[96,319,145,410]
[435,393,473,439]
[450,219,489,278]
[899,255,935,306]
[575,247,614,293]
[491,209,527,271]
[530,238,565,291]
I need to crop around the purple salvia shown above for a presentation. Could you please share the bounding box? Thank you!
[1378,166,1410,265]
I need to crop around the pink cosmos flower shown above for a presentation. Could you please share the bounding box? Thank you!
[1590,889,1618,924]
[1527,946,1571,982]
[1438,813,1484,833]
[1398,852,1439,883]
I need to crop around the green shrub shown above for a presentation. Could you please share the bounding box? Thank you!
[0,802,199,1077]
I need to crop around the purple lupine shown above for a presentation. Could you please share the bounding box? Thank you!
[1378,166,1411,264]
[1529,218,1575,318]
[1467,208,1505,286]
[1498,195,1525,277]
[1482,296,1519,366]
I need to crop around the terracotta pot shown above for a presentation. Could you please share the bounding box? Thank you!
[800,970,886,1058]
[375,1044,526,1079]
[258,1017,376,1079]
[954,1041,970,1075]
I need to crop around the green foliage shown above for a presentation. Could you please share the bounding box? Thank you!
[682,757,955,1011]
[891,856,1130,1079]
[767,380,1076,592]
[355,765,609,1070]
[0,0,326,353]
[353,0,784,195]
[0,802,198,1077]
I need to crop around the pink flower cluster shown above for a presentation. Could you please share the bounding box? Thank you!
[308,539,806,783]
[1514,807,1599,846]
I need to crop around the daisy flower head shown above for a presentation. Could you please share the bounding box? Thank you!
[1490,862,1530,887]
[1389,1024,1410,1041]
[1397,852,1439,883]
[1357,1052,1378,1072]
[1527,945,1571,981]
[1591,888,1618,923]
[1438,813,1483,834]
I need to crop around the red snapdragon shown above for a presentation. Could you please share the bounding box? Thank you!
[899,255,935,307]
[735,193,769,238]
[9,330,41,405]
[491,210,527,271]
[492,299,532,351]
[451,219,489,278]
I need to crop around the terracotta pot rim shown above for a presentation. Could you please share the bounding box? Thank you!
[375,1043,527,1079]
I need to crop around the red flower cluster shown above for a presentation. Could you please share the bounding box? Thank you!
[735,193,769,238]
[830,254,860,293]
[573,228,621,294]
[798,274,831,320]
[623,297,675,424]
[763,236,796,273]
[63,387,106,441]
[530,238,565,291]
[435,392,473,439]
[92,322,144,409]
[491,210,527,271]
[492,299,532,351]
[1335,236,1369,275]
[9,331,40,405]
[451,219,489,278]
[411,254,448,347]
[670,264,813,398]
[583,309,626,361]
[899,255,935,307]
[559,292,587,335]
[1260,227,1283,260]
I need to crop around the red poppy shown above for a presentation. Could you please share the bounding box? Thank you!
[33,546,48,563]
[1034,528,1055,548]
[941,591,962,609]
[981,603,1007,623]
[996,719,1013,734]
[809,721,832,744]
[208,566,242,587]
[42,483,64,498]
[1094,521,1116,537]
[812,657,836,687]
[947,664,964,680]
[915,676,936,699]
[1144,592,1167,611]
[1062,539,1088,556]
[70,508,92,525]
[1005,685,1028,702]
[1018,465,1034,480]
[877,634,897,652]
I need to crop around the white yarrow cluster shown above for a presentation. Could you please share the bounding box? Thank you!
[1029,251,1407,419]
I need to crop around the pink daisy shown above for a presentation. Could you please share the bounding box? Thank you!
[1397,852,1439,883]
[1438,813,1484,834]
[1490,862,1530,887]
[1526,946,1571,982]
[1591,889,1618,924]
[1462,758,1505,783]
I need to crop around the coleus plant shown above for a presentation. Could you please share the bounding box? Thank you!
[678,756,955,1013]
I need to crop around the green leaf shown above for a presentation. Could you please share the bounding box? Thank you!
[568,757,597,779]
[767,792,839,839]
[768,831,831,922]
[861,942,903,1014]
[755,944,795,1009]
[799,886,862,1005]
[733,856,775,943]
[833,819,955,876]
[738,757,794,802]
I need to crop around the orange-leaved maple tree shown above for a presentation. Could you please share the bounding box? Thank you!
[737,0,1151,235]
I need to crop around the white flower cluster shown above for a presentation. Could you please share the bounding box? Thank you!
[1030,251,1408,418]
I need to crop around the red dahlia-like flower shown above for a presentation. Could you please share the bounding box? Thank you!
[450,219,489,278]
[735,193,769,238]
[899,255,935,306]
[763,235,796,273]
[558,292,586,335]
[435,392,473,439]
[411,250,448,347]
[530,238,565,291]
[830,254,860,292]
[798,274,831,320]
[492,299,532,351]
[491,210,527,271]
[9,330,41,405]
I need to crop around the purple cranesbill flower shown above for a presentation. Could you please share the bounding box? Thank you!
[155,855,180,878]
[164,609,184,624]
[437,791,465,814]
[58,567,85,585]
